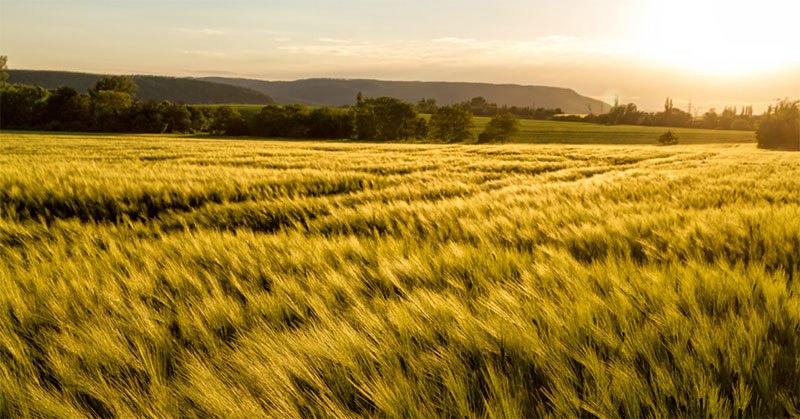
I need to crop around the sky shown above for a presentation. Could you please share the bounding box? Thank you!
[2,0,799,111]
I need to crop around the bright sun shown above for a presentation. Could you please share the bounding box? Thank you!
[638,0,800,77]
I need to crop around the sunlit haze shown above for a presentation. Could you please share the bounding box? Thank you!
[2,0,798,110]
[638,0,800,77]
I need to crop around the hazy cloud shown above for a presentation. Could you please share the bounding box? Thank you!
[182,50,228,58]
[278,36,633,65]
[316,38,352,44]
[177,28,227,36]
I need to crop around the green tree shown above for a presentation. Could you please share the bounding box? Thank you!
[210,105,247,136]
[429,105,473,142]
[129,101,166,133]
[757,100,800,150]
[89,76,138,97]
[127,101,192,133]
[415,98,438,114]
[353,100,377,141]
[253,105,308,137]
[188,106,212,133]
[87,76,137,131]
[306,107,353,139]
[414,117,428,139]
[717,106,738,130]
[702,109,720,129]
[160,102,192,133]
[91,90,134,131]
[0,83,49,128]
[604,103,643,125]
[478,113,519,143]
[658,130,679,145]
[461,96,497,116]
[41,86,91,131]
[354,97,417,141]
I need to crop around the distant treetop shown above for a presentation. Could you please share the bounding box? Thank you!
[89,76,138,96]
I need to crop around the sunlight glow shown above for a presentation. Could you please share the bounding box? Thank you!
[638,0,800,77]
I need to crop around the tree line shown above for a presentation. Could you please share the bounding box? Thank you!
[350,94,517,142]
[419,95,772,135]
[416,96,563,120]
[0,72,519,143]
[553,97,762,131]
[1,75,206,133]
[581,97,797,150]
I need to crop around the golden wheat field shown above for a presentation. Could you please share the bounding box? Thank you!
[1,132,799,417]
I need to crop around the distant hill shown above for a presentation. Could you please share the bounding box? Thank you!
[7,70,275,105]
[6,70,608,113]
[200,77,609,114]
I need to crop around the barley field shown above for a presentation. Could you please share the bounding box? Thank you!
[0,132,798,417]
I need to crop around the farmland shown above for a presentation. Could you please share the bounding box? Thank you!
[469,117,755,144]
[201,104,757,144]
[0,132,798,417]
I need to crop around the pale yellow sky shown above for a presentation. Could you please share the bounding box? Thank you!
[2,0,798,111]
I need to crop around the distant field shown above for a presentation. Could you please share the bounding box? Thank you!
[471,117,756,144]
[199,104,756,144]
[1,132,797,417]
